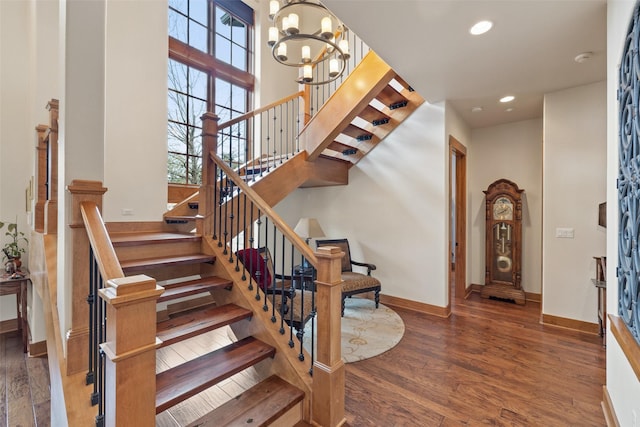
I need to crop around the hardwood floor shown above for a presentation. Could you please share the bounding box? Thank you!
[344,293,606,426]
[0,331,50,427]
[2,293,605,426]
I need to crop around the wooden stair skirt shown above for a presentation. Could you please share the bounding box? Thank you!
[109,230,306,425]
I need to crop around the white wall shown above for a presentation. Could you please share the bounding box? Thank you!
[0,0,33,322]
[102,0,168,222]
[468,119,543,294]
[542,81,606,322]
[606,1,640,425]
[275,102,450,307]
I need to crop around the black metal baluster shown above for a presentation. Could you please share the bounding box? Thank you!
[295,97,300,152]
[278,103,283,163]
[249,115,255,183]
[287,244,296,349]
[264,109,270,176]
[95,274,105,426]
[222,171,229,254]
[271,108,277,171]
[216,167,224,246]
[228,178,236,263]
[87,248,96,389]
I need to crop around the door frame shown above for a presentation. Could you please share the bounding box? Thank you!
[449,136,467,301]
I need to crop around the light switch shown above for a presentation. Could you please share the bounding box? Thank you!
[555,227,574,238]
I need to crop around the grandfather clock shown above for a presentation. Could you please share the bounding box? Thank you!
[481,179,526,305]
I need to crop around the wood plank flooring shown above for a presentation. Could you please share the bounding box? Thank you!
[344,293,606,426]
[0,331,50,427]
[1,292,605,426]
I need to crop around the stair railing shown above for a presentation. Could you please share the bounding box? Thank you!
[212,33,369,183]
[78,190,162,427]
[305,30,370,119]
[202,129,346,425]
[215,91,305,186]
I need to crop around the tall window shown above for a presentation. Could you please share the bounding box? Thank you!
[168,0,254,185]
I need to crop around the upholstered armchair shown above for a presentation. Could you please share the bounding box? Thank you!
[236,247,314,335]
[315,239,381,316]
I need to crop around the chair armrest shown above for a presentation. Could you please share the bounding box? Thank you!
[351,260,377,275]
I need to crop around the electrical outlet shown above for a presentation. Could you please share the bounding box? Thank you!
[121,208,134,216]
[555,227,574,238]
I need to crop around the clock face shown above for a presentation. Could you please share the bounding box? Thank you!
[493,197,513,220]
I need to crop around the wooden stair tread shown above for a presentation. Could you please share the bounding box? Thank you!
[358,104,390,125]
[376,84,408,108]
[155,336,276,413]
[110,231,200,246]
[188,375,304,427]
[121,253,215,273]
[327,141,358,155]
[341,123,372,140]
[164,215,200,221]
[158,276,232,303]
[157,303,252,347]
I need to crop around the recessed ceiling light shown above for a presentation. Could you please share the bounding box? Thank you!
[471,106,483,113]
[500,95,515,103]
[470,20,493,35]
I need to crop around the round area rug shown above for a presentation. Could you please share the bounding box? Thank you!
[303,298,405,363]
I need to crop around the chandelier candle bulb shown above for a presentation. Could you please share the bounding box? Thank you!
[287,13,299,34]
[329,59,339,77]
[277,42,287,61]
[269,0,279,18]
[321,16,332,38]
[268,26,278,46]
[303,64,313,82]
[338,39,350,59]
[301,45,311,63]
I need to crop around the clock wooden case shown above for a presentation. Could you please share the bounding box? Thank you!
[481,179,525,305]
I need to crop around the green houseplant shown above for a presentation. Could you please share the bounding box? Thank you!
[0,218,28,265]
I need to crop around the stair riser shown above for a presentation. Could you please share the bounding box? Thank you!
[115,241,202,262]
[124,263,214,282]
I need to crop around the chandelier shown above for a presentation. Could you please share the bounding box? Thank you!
[268,0,350,85]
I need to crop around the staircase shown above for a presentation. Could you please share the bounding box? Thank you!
[164,51,425,226]
[108,228,306,425]
[83,50,422,426]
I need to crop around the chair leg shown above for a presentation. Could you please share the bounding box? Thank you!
[341,295,346,317]
[374,289,380,308]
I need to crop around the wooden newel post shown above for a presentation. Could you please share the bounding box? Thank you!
[312,246,346,427]
[34,124,48,233]
[99,275,164,427]
[67,180,108,374]
[45,99,59,234]
[200,112,220,237]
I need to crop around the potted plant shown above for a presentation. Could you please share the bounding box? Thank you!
[0,218,28,271]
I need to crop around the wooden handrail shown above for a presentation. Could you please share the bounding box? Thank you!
[209,151,317,266]
[217,91,304,131]
[80,201,124,280]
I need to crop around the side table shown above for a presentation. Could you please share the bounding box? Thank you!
[292,264,316,291]
[0,270,29,353]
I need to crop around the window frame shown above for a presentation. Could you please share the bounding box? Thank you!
[167,0,254,186]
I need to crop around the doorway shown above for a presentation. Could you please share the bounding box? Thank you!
[449,136,467,302]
